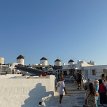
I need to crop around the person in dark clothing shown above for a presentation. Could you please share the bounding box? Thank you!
[76,72,82,89]
[101,74,105,83]
[99,79,106,106]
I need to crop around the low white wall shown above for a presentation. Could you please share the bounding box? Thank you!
[0,75,56,107]
[0,74,22,78]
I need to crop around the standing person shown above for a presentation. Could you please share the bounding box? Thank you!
[76,72,82,89]
[56,77,67,104]
[101,74,105,83]
[99,74,105,86]
[85,83,96,107]
[99,79,106,106]
[94,79,99,107]
[104,75,107,89]
[104,76,107,104]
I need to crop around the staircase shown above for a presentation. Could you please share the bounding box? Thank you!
[46,79,86,107]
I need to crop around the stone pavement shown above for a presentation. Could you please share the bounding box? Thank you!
[45,81,86,107]
[45,81,107,107]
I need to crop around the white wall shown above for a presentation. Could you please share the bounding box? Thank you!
[54,61,62,66]
[0,75,56,107]
[83,65,107,81]
[40,60,48,66]
[17,59,24,65]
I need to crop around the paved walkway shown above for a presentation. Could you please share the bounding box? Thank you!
[45,81,86,107]
[45,80,107,107]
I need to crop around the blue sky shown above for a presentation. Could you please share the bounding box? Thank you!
[0,0,107,65]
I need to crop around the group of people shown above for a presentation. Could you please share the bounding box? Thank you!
[84,74,107,107]
[56,74,107,107]
[55,71,107,107]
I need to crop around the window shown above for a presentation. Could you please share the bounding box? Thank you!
[103,69,107,75]
[92,69,96,75]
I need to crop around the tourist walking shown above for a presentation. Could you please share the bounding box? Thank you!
[76,71,82,89]
[56,77,67,104]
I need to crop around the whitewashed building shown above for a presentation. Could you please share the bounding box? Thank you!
[61,60,95,77]
[0,64,11,74]
[82,65,107,81]
[0,57,5,64]
[62,59,75,75]
[17,55,24,65]
[69,60,107,81]
[40,57,48,66]
[54,59,62,66]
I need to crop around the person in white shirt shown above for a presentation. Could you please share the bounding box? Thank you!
[56,77,67,104]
